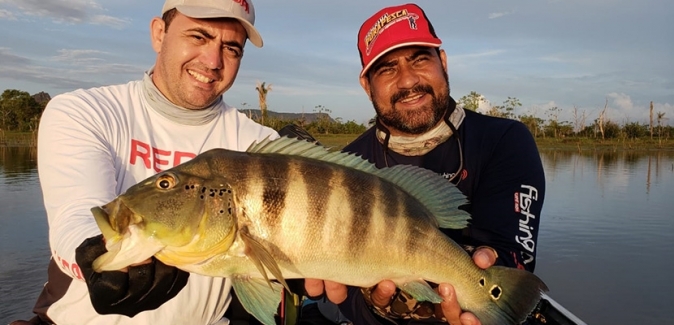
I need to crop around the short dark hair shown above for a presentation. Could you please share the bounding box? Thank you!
[162,8,178,32]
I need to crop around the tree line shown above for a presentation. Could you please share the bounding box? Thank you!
[2,87,672,142]
[0,89,47,133]
[457,91,672,141]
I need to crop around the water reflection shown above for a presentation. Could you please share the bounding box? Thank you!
[0,146,38,168]
[1,147,673,324]
[537,149,674,325]
[0,146,48,323]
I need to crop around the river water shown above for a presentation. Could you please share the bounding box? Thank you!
[1,147,673,324]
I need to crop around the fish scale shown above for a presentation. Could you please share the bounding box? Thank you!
[91,136,547,325]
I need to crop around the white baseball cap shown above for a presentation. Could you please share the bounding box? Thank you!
[162,0,263,47]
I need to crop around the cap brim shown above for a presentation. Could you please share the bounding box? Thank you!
[360,40,441,78]
[175,6,263,47]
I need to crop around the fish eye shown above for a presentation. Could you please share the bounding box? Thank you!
[155,174,177,190]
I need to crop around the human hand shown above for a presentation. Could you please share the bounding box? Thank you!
[435,246,497,325]
[304,278,353,304]
[75,234,190,317]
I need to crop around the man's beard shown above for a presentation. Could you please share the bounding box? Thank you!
[373,83,450,135]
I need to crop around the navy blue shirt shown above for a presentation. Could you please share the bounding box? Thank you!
[338,102,545,324]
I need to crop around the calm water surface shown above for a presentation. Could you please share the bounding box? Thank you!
[535,149,674,324]
[1,147,673,324]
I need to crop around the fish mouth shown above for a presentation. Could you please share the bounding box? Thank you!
[91,199,139,241]
[91,199,164,272]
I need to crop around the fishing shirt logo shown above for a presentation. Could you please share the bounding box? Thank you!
[363,9,420,56]
[441,169,468,183]
[514,184,539,264]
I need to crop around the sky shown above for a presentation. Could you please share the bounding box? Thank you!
[0,0,672,127]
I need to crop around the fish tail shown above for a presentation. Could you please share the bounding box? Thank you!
[473,266,548,325]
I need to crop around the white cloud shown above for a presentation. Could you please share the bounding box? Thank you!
[607,92,634,111]
[51,49,107,63]
[0,8,16,20]
[90,14,130,29]
[488,11,515,19]
[0,0,130,28]
[474,95,492,114]
[449,50,506,60]
[48,49,143,75]
[0,47,30,65]
[0,47,143,91]
[539,53,592,65]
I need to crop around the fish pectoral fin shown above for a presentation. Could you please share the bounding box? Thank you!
[232,276,283,325]
[396,280,443,304]
[240,228,290,291]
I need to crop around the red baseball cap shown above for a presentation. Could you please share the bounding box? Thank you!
[357,3,442,77]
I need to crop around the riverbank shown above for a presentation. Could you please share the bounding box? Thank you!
[0,132,37,147]
[2,132,672,151]
[314,134,674,152]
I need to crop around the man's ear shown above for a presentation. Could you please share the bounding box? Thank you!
[150,17,166,54]
[439,49,448,77]
[359,75,373,101]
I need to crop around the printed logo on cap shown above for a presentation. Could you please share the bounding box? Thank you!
[363,9,419,56]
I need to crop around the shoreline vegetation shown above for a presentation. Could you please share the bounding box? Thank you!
[2,131,672,152]
[2,88,672,153]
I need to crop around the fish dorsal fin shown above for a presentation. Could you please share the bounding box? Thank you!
[248,136,470,229]
[240,226,290,291]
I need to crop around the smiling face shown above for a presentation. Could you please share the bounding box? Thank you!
[361,46,450,136]
[150,12,247,109]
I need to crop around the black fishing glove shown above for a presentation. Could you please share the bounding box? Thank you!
[278,124,321,145]
[75,234,190,317]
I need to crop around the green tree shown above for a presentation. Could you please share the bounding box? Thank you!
[501,97,521,120]
[622,122,648,139]
[603,121,621,139]
[340,120,367,134]
[458,91,484,111]
[519,114,544,137]
[656,112,667,139]
[0,89,44,132]
[488,97,520,119]
[545,106,562,138]
[311,105,333,135]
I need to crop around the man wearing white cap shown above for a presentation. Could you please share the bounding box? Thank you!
[11,0,276,324]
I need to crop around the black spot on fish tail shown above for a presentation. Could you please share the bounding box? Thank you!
[490,285,502,300]
[262,158,289,230]
[303,163,332,233]
[343,172,375,256]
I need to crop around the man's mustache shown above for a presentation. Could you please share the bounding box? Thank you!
[390,84,435,106]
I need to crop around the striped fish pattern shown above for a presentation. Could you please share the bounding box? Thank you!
[91,136,547,325]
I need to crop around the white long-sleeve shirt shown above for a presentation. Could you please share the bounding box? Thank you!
[37,79,277,324]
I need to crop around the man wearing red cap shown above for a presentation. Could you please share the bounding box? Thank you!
[306,3,545,325]
[12,0,276,324]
